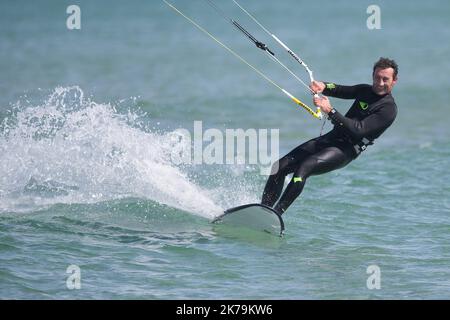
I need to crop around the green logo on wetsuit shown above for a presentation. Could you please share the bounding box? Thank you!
[326,83,336,90]
[359,101,369,110]
[293,176,303,183]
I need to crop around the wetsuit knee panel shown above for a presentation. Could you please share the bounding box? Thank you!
[293,157,318,179]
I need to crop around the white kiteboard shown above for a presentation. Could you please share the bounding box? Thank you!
[212,203,284,236]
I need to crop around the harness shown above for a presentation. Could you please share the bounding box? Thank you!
[353,137,373,155]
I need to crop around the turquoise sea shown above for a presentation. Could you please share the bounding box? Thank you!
[1,0,450,299]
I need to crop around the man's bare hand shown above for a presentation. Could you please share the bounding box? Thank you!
[313,95,333,114]
[310,81,326,94]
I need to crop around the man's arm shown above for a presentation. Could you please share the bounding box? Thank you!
[310,81,365,100]
[328,106,396,140]
[313,95,396,140]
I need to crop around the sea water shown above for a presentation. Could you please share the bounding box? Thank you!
[1,0,450,299]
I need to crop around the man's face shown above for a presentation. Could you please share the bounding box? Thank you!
[372,67,397,95]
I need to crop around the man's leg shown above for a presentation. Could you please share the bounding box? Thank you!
[274,147,353,215]
[261,145,311,207]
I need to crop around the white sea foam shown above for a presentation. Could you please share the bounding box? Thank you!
[0,87,226,218]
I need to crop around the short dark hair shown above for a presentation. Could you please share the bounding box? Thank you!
[373,57,398,78]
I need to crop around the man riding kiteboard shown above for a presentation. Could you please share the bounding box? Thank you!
[262,57,399,215]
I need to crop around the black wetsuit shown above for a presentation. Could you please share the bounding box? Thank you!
[262,83,398,214]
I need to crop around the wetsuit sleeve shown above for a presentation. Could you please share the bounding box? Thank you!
[322,83,366,99]
[328,104,396,140]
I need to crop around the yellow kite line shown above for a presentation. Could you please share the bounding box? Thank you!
[163,0,323,120]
